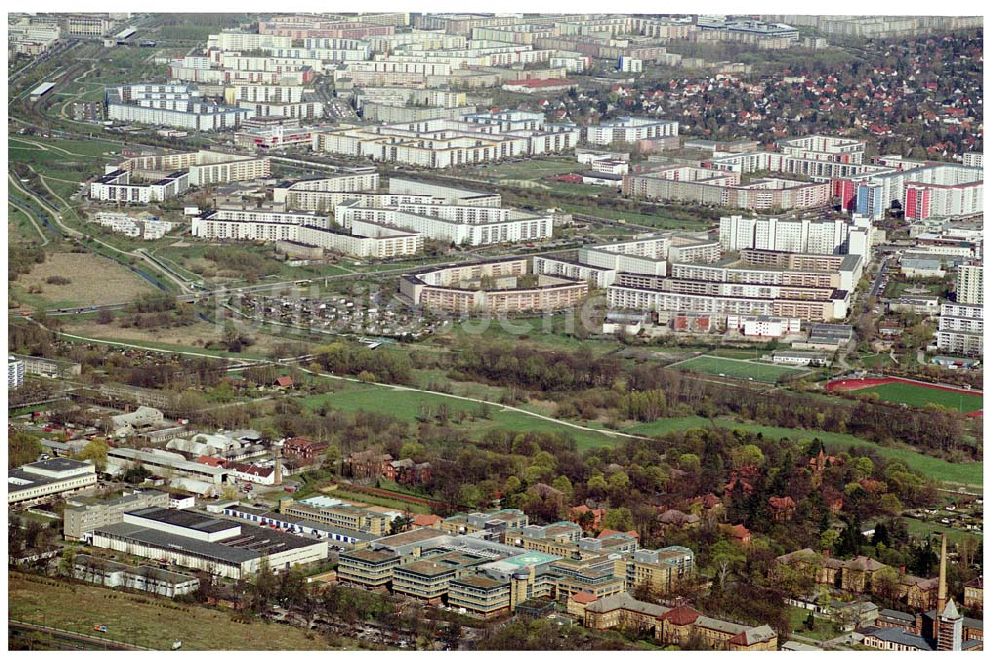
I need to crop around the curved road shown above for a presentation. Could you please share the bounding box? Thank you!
[35,321,649,444]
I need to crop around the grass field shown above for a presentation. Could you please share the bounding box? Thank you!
[625,416,982,487]
[321,485,436,515]
[671,355,810,383]
[300,383,621,450]
[555,202,706,230]
[464,157,579,181]
[9,135,124,159]
[61,321,295,359]
[902,517,982,544]
[12,252,156,309]
[787,606,842,641]
[9,572,336,650]
[8,204,46,243]
[854,382,983,412]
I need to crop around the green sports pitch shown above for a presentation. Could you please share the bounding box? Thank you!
[854,382,983,412]
[671,355,811,383]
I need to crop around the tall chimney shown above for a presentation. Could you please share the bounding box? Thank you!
[273,446,283,487]
[937,534,948,615]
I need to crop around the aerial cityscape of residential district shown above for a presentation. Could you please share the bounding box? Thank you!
[4,7,986,654]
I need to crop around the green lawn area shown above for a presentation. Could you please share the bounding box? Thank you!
[323,486,436,514]
[9,572,338,650]
[902,517,982,544]
[300,383,621,451]
[787,606,842,642]
[9,135,124,158]
[858,352,896,369]
[463,156,579,181]
[8,204,46,243]
[853,382,982,412]
[625,416,982,487]
[555,202,707,230]
[671,355,809,383]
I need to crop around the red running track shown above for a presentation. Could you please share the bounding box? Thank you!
[825,377,982,396]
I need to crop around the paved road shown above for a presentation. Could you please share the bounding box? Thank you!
[9,620,148,651]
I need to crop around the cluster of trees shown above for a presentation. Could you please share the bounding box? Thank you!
[7,320,56,357]
[454,343,620,392]
[201,246,283,282]
[477,618,634,651]
[315,343,411,384]
[9,244,45,281]
[119,292,197,330]
[9,431,43,468]
[8,514,60,563]
[626,365,979,459]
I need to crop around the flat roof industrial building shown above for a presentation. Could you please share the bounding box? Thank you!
[92,508,328,579]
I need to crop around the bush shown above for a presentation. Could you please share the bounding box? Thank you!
[45,275,72,285]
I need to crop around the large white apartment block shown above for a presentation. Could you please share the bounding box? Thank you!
[956,264,984,305]
[606,286,848,322]
[8,356,25,390]
[90,151,269,203]
[719,215,873,264]
[935,330,983,357]
[207,31,293,51]
[316,112,580,168]
[857,163,984,221]
[225,85,305,104]
[190,209,421,259]
[532,256,618,289]
[577,234,722,278]
[387,179,502,207]
[284,191,440,213]
[935,301,984,357]
[237,100,325,120]
[962,153,983,168]
[272,172,381,204]
[777,136,866,164]
[106,84,249,131]
[188,156,270,187]
[939,303,984,333]
[335,204,552,247]
[90,169,189,204]
[586,117,679,145]
[93,212,174,239]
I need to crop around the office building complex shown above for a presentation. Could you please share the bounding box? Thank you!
[9,459,98,506]
[64,490,171,540]
[91,507,328,579]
